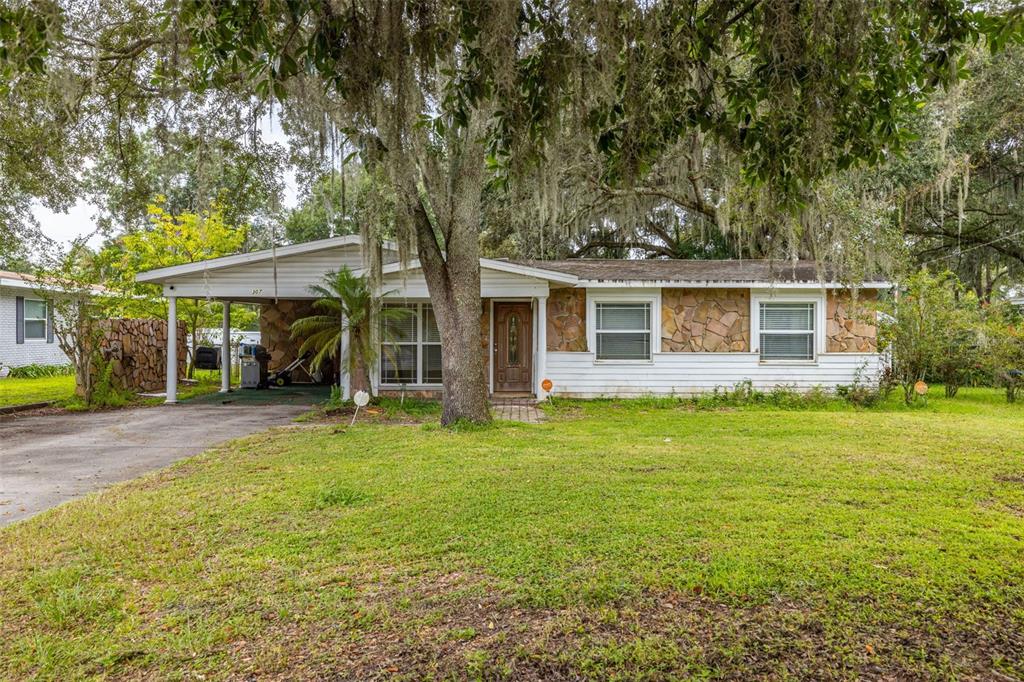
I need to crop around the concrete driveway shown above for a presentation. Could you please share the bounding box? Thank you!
[0,402,309,526]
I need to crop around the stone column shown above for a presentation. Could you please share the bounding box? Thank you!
[165,296,178,404]
[220,302,231,393]
[536,294,548,400]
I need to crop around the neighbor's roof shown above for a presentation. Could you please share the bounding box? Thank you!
[510,259,890,287]
[0,270,42,289]
[0,270,110,294]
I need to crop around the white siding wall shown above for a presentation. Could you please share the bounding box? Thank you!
[544,351,882,398]
[383,268,549,298]
[0,286,68,368]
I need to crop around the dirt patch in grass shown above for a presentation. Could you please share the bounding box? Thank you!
[219,572,1024,681]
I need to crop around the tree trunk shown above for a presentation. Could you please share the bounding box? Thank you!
[401,181,490,425]
[349,329,373,396]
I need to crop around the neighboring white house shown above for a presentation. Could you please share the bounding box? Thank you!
[136,235,890,402]
[0,271,67,370]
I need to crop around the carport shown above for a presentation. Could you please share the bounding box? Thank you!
[136,235,397,403]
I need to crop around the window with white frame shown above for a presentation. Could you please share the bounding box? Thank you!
[421,305,443,383]
[380,304,443,384]
[24,299,48,340]
[595,302,651,361]
[759,302,815,361]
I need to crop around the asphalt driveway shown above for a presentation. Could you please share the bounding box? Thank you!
[0,402,309,526]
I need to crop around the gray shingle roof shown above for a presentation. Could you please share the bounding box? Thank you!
[511,259,887,285]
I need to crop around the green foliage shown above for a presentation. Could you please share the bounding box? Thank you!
[290,268,408,395]
[6,363,73,379]
[878,271,986,404]
[63,358,134,411]
[85,130,286,238]
[691,381,836,411]
[100,199,248,376]
[980,304,1024,402]
[283,169,385,244]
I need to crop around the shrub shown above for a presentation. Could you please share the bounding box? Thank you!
[878,271,984,404]
[979,305,1024,403]
[65,359,134,410]
[692,380,834,410]
[7,364,74,379]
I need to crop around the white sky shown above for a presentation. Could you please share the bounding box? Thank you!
[31,116,299,249]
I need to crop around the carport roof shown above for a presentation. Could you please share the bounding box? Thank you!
[136,235,397,283]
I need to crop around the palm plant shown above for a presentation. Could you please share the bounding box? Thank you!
[289,267,407,396]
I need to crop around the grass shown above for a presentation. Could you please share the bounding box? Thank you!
[0,374,76,407]
[1,387,1023,679]
[0,370,223,410]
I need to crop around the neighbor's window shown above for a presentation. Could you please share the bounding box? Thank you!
[24,299,48,340]
[759,302,815,361]
[595,302,651,361]
[380,304,443,384]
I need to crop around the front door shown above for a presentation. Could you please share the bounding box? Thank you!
[494,302,533,393]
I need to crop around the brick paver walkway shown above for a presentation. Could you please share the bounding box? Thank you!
[491,397,544,423]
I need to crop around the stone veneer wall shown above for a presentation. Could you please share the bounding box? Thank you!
[826,290,878,352]
[94,318,187,392]
[546,288,587,352]
[662,288,751,352]
[259,300,320,381]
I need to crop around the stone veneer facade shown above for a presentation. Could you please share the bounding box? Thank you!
[661,288,751,352]
[259,300,323,382]
[826,290,878,352]
[93,318,187,392]
[546,288,587,352]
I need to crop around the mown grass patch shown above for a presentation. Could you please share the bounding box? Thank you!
[1,388,1022,679]
[0,374,76,407]
[0,370,224,411]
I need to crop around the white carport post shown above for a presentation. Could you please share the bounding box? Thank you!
[165,296,178,404]
[536,294,548,400]
[340,312,351,400]
[220,301,231,393]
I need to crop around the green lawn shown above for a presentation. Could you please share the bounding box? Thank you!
[0,374,76,407]
[1,389,1023,679]
[0,371,224,410]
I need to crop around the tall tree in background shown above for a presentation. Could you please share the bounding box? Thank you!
[100,199,251,376]
[3,1,1019,423]
[894,44,1024,301]
[85,129,287,248]
[282,164,395,245]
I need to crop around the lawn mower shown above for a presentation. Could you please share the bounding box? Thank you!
[268,352,312,387]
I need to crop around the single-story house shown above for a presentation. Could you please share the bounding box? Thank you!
[136,235,889,402]
[0,270,64,370]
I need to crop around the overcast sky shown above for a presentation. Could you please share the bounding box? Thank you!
[31,116,300,248]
